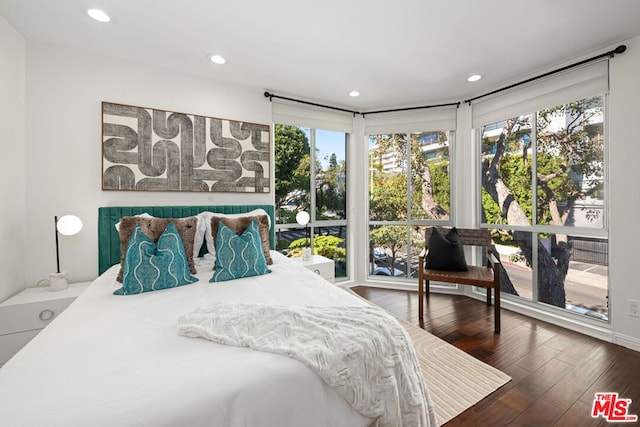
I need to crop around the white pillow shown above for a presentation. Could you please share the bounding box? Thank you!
[193,212,208,259]
[114,213,154,233]
[200,209,271,258]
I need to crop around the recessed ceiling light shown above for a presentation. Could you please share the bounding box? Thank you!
[87,9,110,23]
[467,74,482,82]
[210,55,226,65]
[349,90,360,97]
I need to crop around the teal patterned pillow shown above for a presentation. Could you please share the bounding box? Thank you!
[115,223,198,295]
[210,218,271,282]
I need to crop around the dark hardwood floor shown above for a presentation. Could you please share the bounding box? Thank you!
[351,286,640,427]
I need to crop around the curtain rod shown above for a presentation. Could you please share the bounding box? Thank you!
[362,102,460,116]
[264,44,626,114]
[263,91,459,117]
[264,91,359,115]
[464,44,627,105]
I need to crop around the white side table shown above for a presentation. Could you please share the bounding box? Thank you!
[293,254,335,283]
[0,281,90,366]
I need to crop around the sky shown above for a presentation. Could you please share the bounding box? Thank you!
[301,128,346,169]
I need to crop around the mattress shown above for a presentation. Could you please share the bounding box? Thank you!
[0,252,374,427]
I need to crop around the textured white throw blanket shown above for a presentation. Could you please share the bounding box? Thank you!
[177,303,437,427]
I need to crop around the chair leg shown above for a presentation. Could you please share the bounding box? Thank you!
[486,287,492,306]
[418,276,424,320]
[418,278,431,320]
[494,285,501,334]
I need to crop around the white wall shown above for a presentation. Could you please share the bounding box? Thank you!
[0,15,26,302]
[23,42,272,286]
[608,35,640,350]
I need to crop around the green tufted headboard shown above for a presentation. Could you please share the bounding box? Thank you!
[98,205,275,275]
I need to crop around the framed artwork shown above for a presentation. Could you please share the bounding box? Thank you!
[102,102,270,193]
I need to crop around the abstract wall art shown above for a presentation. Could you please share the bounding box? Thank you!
[102,102,270,193]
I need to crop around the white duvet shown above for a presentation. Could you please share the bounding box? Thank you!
[0,252,434,427]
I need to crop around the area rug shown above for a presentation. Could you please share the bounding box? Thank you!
[398,317,511,425]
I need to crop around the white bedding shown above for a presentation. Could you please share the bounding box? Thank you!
[178,303,435,427]
[0,252,431,427]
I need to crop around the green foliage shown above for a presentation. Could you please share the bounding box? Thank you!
[275,124,346,221]
[536,97,604,210]
[410,160,450,218]
[274,124,309,205]
[313,235,345,260]
[482,97,604,230]
[430,161,451,210]
[482,95,605,269]
[369,226,406,255]
[278,209,297,225]
[328,153,338,169]
[369,174,407,221]
[501,153,533,220]
[316,156,346,219]
[288,237,310,250]
[288,235,345,262]
[369,225,423,277]
[369,132,450,221]
[481,188,502,225]
[276,239,291,251]
[535,152,579,224]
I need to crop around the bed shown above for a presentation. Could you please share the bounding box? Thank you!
[0,205,436,427]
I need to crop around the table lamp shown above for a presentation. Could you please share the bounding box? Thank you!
[295,211,311,261]
[50,214,83,291]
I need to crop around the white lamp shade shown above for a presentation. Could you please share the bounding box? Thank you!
[57,215,83,236]
[295,211,310,226]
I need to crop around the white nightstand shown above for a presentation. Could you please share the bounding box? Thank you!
[293,254,335,283]
[0,281,90,366]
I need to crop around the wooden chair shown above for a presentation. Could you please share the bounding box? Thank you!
[418,227,502,333]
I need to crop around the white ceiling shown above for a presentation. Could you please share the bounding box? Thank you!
[1,0,639,111]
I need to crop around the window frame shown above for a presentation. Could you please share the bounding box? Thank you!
[273,125,349,282]
[366,129,456,283]
[475,94,610,324]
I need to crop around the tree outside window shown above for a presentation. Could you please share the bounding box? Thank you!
[274,124,348,279]
[481,95,608,321]
[368,131,452,279]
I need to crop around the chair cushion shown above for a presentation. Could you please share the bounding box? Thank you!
[424,266,496,287]
[425,227,469,271]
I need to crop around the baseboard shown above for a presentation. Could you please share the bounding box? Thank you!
[495,296,614,343]
[612,333,640,352]
[351,280,465,294]
[349,281,418,292]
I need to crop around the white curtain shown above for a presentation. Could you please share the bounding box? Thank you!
[471,60,608,127]
[271,99,354,133]
[364,106,458,135]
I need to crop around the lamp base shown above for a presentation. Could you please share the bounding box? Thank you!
[47,272,69,292]
[302,247,312,261]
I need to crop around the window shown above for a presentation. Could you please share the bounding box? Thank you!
[274,124,348,281]
[368,131,452,279]
[479,95,608,321]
